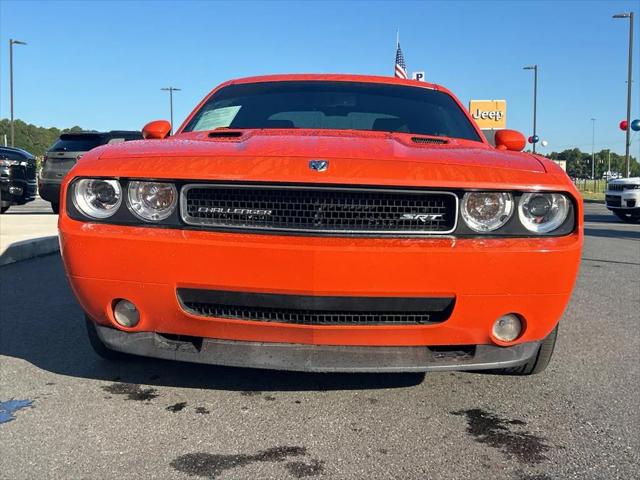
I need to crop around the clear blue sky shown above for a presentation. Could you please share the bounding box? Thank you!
[1,0,638,155]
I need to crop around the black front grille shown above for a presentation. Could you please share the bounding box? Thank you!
[608,184,623,191]
[185,303,437,325]
[181,184,457,235]
[178,289,455,326]
[9,165,26,181]
[606,195,622,207]
[26,164,36,180]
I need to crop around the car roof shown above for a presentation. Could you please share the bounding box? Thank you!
[0,146,35,158]
[223,73,440,88]
[60,130,142,137]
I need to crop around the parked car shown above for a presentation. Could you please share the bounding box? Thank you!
[59,74,583,375]
[605,177,640,223]
[40,130,142,213]
[0,146,37,213]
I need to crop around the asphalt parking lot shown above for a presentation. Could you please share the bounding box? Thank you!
[1,202,638,480]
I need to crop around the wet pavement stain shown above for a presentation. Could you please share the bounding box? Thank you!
[451,409,551,464]
[166,402,187,412]
[195,407,210,414]
[170,446,310,479]
[264,395,276,401]
[285,459,325,478]
[0,399,33,424]
[102,383,159,402]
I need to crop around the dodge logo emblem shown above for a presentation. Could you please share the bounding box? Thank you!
[309,160,329,172]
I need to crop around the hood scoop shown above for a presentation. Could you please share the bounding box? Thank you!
[411,136,448,145]
[208,130,245,140]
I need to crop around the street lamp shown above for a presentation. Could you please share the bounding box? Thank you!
[613,12,634,177]
[161,86,181,135]
[523,65,538,153]
[590,118,596,180]
[9,39,27,147]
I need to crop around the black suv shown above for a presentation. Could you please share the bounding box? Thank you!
[0,146,37,213]
[40,131,142,213]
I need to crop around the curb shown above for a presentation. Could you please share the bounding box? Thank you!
[0,236,60,267]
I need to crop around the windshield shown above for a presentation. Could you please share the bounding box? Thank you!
[183,81,482,142]
[50,134,104,152]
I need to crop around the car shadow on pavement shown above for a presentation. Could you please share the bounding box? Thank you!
[0,254,424,392]
[584,227,640,240]
[583,213,617,223]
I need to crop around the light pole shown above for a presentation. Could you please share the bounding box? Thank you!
[523,65,538,153]
[9,39,27,147]
[591,118,596,180]
[161,87,181,135]
[613,12,634,177]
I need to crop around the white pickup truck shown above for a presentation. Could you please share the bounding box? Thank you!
[605,177,640,223]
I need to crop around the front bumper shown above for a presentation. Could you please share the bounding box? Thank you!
[38,178,61,204]
[95,323,541,372]
[0,177,37,206]
[605,191,639,211]
[60,216,582,349]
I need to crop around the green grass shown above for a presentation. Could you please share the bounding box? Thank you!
[578,191,605,202]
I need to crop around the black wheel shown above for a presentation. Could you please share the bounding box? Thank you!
[614,211,640,224]
[1,206,9,214]
[85,316,133,361]
[51,202,60,214]
[491,325,558,376]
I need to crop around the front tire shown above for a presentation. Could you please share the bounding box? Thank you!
[85,316,133,361]
[1,206,9,214]
[51,202,59,214]
[491,325,558,376]
[614,211,640,224]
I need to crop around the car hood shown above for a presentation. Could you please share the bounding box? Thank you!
[98,130,545,172]
[608,176,640,185]
[71,130,575,192]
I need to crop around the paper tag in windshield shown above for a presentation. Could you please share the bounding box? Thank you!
[193,106,241,131]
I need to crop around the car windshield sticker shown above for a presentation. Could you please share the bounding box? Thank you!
[193,106,241,131]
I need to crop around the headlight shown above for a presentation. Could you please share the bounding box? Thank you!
[127,181,177,221]
[461,192,514,232]
[518,193,569,233]
[73,179,122,219]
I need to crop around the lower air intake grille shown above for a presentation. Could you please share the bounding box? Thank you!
[180,184,457,235]
[178,289,455,326]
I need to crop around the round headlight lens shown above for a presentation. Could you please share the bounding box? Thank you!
[127,181,177,221]
[73,179,122,219]
[518,193,569,233]
[461,192,514,232]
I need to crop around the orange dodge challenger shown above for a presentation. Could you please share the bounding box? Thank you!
[59,74,583,374]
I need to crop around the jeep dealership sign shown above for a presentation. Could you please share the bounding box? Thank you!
[469,100,507,129]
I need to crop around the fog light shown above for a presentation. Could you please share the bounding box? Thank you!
[492,314,522,342]
[9,186,23,195]
[113,299,140,328]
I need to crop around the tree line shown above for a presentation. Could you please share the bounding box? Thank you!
[545,148,639,178]
[0,119,85,157]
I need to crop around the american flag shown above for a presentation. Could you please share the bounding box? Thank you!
[394,41,407,79]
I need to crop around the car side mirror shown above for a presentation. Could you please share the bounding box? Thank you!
[494,129,526,152]
[142,120,172,140]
